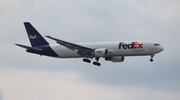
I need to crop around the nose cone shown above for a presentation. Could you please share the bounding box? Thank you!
[159,46,164,52]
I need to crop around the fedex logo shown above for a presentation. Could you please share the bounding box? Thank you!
[97,50,102,53]
[29,35,40,39]
[119,42,143,49]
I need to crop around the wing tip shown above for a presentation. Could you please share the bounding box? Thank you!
[15,44,21,46]
[45,35,50,38]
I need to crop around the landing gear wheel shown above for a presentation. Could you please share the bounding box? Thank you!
[93,62,96,65]
[92,57,101,66]
[83,58,91,63]
[87,60,91,63]
[93,62,101,66]
[150,58,153,62]
[97,63,101,66]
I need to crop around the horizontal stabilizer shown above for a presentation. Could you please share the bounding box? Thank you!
[15,44,42,51]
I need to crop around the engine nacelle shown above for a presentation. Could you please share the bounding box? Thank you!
[94,48,108,57]
[105,56,125,62]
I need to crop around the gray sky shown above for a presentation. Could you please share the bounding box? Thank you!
[0,88,3,100]
[0,0,180,100]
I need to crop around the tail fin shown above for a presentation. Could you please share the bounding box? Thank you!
[24,22,49,47]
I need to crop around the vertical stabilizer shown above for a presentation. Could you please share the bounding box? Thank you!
[24,22,49,47]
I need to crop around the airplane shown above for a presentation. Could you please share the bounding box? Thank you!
[15,22,164,66]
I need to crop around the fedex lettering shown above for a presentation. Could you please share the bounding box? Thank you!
[97,50,102,53]
[29,35,40,39]
[119,42,143,49]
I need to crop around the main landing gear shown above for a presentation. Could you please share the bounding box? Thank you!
[83,58,91,63]
[83,57,101,66]
[93,62,101,66]
[150,55,154,62]
[93,57,101,66]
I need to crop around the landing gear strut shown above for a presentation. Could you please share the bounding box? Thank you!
[93,57,101,66]
[150,55,154,62]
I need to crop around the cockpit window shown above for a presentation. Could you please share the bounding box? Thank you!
[154,44,160,46]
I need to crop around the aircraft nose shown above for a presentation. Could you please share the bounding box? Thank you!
[160,46,164,52]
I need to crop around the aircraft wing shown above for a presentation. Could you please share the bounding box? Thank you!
[45,36,95,56]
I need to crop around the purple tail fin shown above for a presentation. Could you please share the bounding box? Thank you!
[24,22,49,47]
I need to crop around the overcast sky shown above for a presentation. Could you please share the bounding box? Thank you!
[0,0,180,100]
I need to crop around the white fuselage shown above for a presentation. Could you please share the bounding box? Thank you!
[49,41,163,58]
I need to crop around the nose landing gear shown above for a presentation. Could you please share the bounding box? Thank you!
[150,55,154,62]
[150,58,153,62]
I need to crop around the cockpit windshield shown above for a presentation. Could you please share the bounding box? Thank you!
[154,44,160,46]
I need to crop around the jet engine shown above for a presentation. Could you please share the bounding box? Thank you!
[105,56,125,62]
[94,48,108,57]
